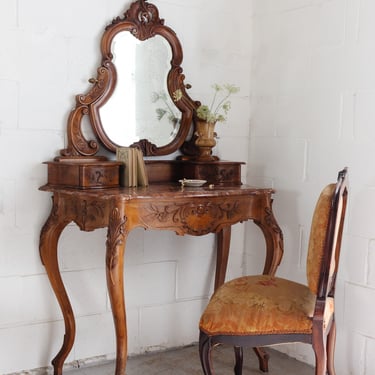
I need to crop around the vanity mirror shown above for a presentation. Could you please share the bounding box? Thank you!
[48,0,243,187]
[61,0,197,158]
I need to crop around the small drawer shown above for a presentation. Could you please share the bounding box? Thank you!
[45,160,122,189]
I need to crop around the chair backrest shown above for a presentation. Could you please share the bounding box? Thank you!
[306,168,348,299]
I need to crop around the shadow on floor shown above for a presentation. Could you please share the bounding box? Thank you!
[66,344,314,374]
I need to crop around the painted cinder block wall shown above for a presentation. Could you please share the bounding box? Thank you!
[1,0,375,374]
[0,0,250,373]
[246,1,375,374]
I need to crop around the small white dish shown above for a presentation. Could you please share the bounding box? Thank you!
[179,179,207,187]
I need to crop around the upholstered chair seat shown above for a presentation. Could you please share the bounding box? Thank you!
[200,275,316,337]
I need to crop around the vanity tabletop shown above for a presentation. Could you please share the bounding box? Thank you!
[39,183,275,200]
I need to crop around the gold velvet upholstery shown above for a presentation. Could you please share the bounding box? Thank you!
[200,275,316,337]
[199,169,348,375]
[200,184,335,339]
[307,184,335,295]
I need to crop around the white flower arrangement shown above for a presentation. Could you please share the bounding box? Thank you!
[195,84,240,123]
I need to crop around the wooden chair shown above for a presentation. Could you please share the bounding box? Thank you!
[199,168,348,375]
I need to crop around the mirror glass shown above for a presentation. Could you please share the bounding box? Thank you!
[99,32,180,147]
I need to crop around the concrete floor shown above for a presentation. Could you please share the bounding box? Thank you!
[66,344,314,374]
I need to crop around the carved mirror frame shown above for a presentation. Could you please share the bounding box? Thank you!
[60,0,198,158]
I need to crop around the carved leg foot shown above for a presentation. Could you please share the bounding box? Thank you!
[253,347,269,372]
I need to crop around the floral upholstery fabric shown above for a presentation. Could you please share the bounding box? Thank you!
[200,275,316,336]
[199,184,337,338]
[307,184,335,295]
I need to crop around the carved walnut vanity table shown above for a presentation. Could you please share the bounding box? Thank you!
[39,1,284,374]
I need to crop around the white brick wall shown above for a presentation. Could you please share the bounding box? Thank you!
[3,0,373,373]
[248,0,375,373]
[0,0,250,373]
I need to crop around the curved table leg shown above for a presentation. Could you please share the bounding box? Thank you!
[252,198,284,371]
[39,200,74,375]
[106,205,128,375]
[214,226,231,291]
[254,202,284,276]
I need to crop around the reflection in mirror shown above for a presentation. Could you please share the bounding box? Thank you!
[100,32,180,147]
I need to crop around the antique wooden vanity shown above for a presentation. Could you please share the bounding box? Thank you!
[39,1,284,374]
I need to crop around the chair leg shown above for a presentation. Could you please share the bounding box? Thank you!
[327,319,336,375]
[199,331,214,375]
[312,331,327,375]
[234,346,243,375]
[253,347,269,372]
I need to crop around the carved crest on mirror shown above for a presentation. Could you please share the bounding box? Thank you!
[60,0,198,158]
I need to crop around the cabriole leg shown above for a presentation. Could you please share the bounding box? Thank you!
[39,199,74,375]
[106,205,128,375]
